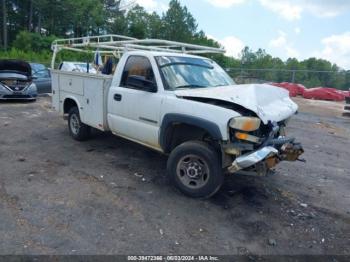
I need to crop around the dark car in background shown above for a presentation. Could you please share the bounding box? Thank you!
[0,59,38,101]
[30,63,52,94]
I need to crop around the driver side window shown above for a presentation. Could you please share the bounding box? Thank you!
[120,56,156,90]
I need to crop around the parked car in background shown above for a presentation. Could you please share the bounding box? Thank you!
[0,59,37,101]
[30,63,52,94]
[341,90,350,98]
[303,87,345,101]
[59,62,98,74]
[270,82,306,97]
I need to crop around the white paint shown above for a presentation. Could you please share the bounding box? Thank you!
[52,50,298,154]
[175,84,298,124]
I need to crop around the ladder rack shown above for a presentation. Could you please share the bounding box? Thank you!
[51,34,226,69]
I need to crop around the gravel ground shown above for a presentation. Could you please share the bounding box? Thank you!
[0,97,349,255]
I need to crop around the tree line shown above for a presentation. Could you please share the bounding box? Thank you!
[0,0,349,90]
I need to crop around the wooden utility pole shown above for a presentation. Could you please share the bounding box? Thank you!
[2,0,7,50]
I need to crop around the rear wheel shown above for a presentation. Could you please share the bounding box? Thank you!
[68,107,90,141]
[167,141,223,198]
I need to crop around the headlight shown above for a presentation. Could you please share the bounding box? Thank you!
[27,83,37,92]
[235,132,261,143]
[0,84,9,93]
[229,117,261,131]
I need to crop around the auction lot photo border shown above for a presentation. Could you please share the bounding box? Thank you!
[1,0,350,261]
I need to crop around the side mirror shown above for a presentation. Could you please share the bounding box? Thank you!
[126,75,157,93]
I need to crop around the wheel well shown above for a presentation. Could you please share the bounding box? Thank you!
[64,98,77,114]
[163,123,218,154]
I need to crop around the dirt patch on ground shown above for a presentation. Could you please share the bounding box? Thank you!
[0,97,349,255]
[293,97,345,118]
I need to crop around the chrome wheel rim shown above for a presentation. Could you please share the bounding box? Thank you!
[70,114,80,135]
[176,154,210,189]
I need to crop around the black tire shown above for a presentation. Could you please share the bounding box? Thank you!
[167,141,223,198]
[68,107,90,141]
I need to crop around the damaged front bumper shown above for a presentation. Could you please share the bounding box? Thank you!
[227,137,304,176]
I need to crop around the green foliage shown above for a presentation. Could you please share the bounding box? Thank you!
[0,48,52,65]
[227,47,350,89]
[1,0,349,90]
[126,5,150,39]
[0,47,95,67]
[12,31,56,53]
[162,0,197,42]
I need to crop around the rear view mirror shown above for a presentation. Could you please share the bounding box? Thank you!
[126,75,157,93]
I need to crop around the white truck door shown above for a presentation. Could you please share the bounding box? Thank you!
[107,55,162,149]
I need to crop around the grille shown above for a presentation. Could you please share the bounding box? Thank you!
[8,84,28,91]
[0,80,29,91]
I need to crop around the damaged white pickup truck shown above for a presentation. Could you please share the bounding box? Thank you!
[51,35,304,198]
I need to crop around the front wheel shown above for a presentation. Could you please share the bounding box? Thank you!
[68,107,90,141]
[167,141,223,198]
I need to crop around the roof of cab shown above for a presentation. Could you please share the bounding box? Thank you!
[123,50,208,59]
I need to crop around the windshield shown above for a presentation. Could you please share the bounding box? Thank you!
[156,56,235,90]
[30,63,50,78]
[30,63,46,73]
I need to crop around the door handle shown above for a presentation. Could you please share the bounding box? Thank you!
[114,94,122,101]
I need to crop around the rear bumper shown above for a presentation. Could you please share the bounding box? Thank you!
[228,138,304,176]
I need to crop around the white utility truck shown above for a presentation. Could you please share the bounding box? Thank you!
[51,35,304,198]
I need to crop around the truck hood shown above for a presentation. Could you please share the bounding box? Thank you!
[175,84,298,124]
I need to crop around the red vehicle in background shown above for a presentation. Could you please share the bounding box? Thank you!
[341,90,350,98]
[270,82,305,97]
[270,82,348,101]
[302,87,345,101]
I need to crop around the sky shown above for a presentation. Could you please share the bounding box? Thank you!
[134,0,350,69]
